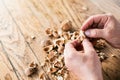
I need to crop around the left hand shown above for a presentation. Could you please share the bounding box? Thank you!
[64,39,103,80]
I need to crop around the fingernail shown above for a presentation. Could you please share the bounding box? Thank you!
[85,30,90,36]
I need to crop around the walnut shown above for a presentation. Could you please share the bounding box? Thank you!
[111,54,116,57]
[49,56,58,63]
[58,55,64,62]
[48,67,58,74]
[99,55,105,61]
[94,39,106,49]
[73,31,80,36]
[30,35,36,40]
[79,30,86,42]
[45,28,53,37]
[39,72,46,80]
[96,49,100,53]
[29,61,38,68]
[41,39,53,47]
[99,52,105,56]
[57,67,68,76]
[45,28,60,38]
[71,31,80,40]
[54,61,63,68]
[61,32,71,40]
[47,50,57,60]
[24,68,30,76]
[54,38,65,47]
[98,52,107,61]
[24,67,37,76]
[41,20,107,80]
[57,46,64,54]
[52,30,60,38]
[25,62,38,76]
[60,20,72,31]
[43,45,54,52]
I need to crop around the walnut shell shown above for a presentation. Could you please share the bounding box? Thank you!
[52,30,60,38]
[48,67,58,74]
[60,20,72,31]
[24,67,37,76]
[54,61,63,68]
[39,72,46,80]
[58,46,64,54]
[43,45,54,52]
[61,32,71,40]
[29,61,38,68]
[54,38,65,47]
[45,28,53,37]
[41,39,53,47]
[79,30,86,41]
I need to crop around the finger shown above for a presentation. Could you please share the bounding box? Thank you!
[81,14,109,31]
[85,29,105,38]
[70,40,79,48]
[82,39,95,55]
[64,40,77,57]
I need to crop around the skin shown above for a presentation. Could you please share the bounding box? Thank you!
[64,39,103,80]
[82,14,120,48]
[64,14,120,80]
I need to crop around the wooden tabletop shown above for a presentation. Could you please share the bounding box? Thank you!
[0,0,120,80]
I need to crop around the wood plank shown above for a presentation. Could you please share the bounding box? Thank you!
[0,0,43,79]
[0,0,120,80]
[0,44,18,80]
[90,0,120,20]
[0,1,19,79]
[2,0,77,79]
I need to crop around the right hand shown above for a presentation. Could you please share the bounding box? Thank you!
[81,14,120,48]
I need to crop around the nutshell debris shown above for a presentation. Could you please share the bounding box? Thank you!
[60,20,72,31]
[40,20,106,79]
[25,62,38,76]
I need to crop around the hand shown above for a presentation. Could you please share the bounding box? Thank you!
[81,14,120,48]
[64,39,103,80]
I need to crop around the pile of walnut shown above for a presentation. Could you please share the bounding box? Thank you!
[24,20,106,79]
[40,20,106,80]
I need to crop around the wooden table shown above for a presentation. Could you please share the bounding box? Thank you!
[0,0,120,80]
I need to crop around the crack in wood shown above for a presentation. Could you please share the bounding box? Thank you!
[0,41,20,80]
[2,0,51,79]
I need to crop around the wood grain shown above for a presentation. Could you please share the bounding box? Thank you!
[90,0,120,21]
[0,0,120,80]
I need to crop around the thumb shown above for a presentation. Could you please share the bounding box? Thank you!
[64,40,77,57]
[85,29,105,38]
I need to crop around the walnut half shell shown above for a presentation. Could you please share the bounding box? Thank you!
[25,62,38,76]
[60,20,72,32]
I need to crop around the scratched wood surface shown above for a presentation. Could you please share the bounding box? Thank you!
[0,0,120,80]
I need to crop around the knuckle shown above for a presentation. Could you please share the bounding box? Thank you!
[89,16,94,20]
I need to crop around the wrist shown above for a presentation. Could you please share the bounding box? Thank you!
[76,70,103,80]
[77,75,103,80]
